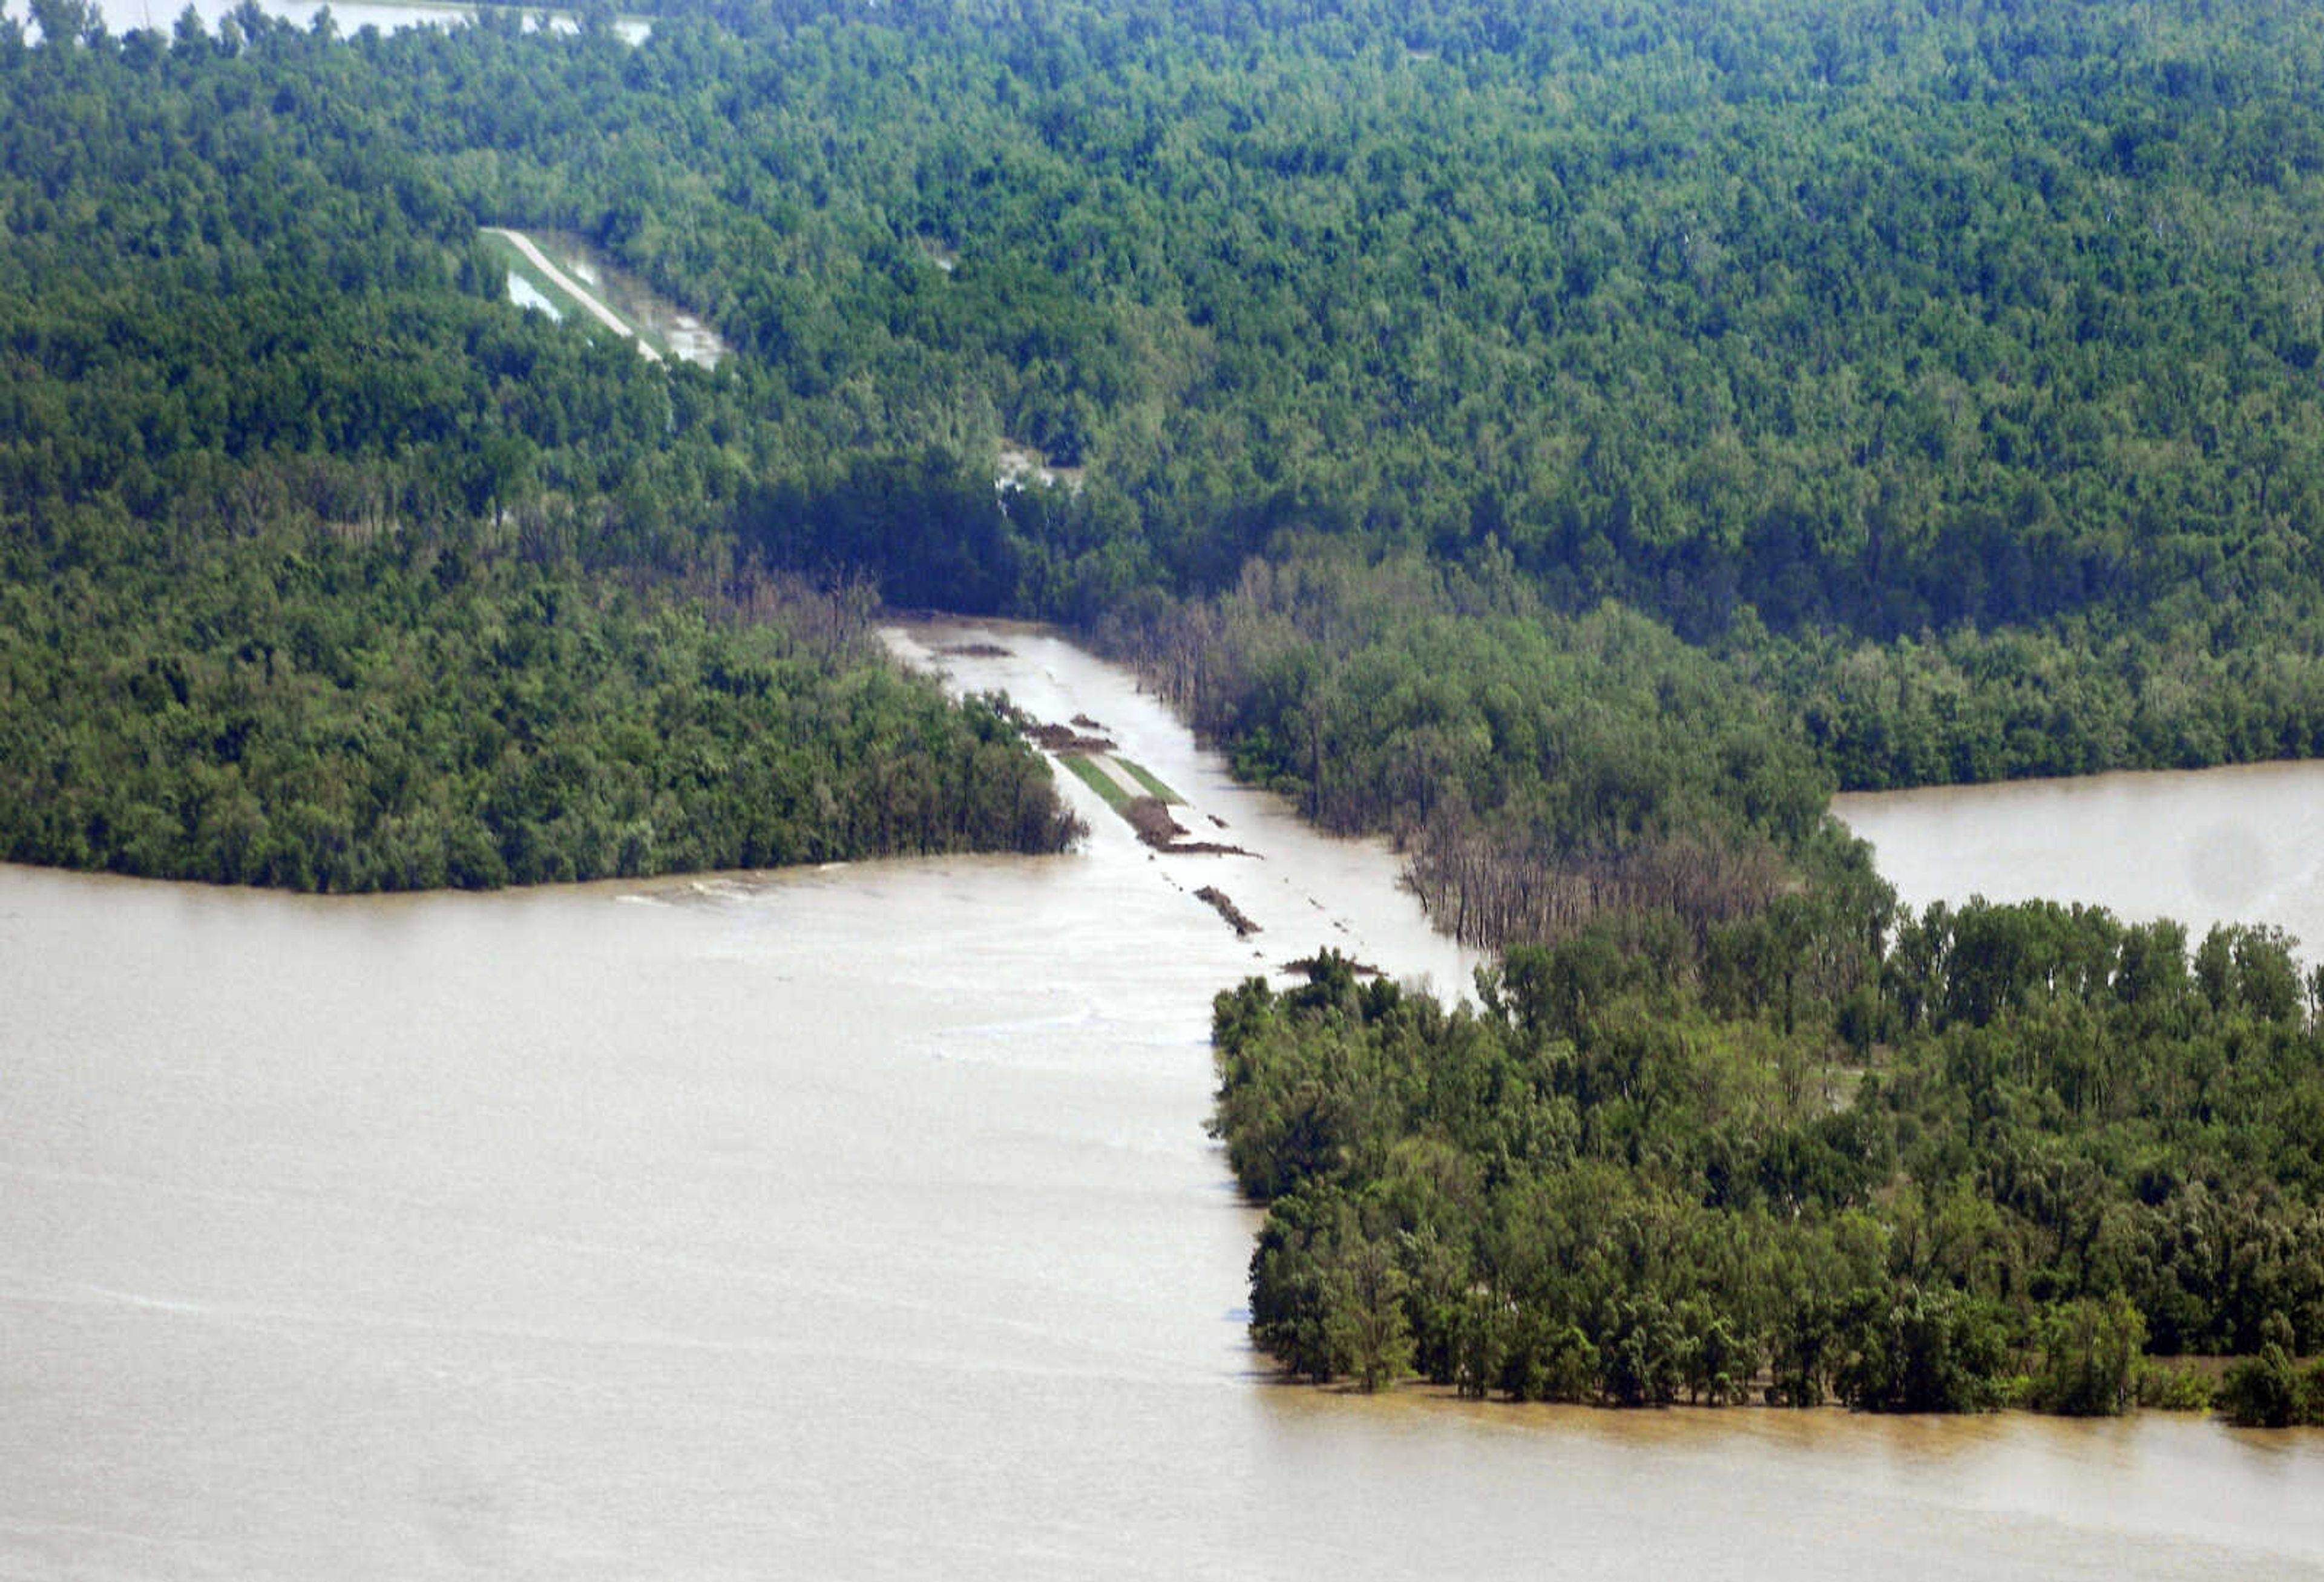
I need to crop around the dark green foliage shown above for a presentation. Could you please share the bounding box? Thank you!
[2030,1295,2147,1417]
[1105,546,1842,951]
[21,0,2324,795]
[2216,1347,2302,1428]
[608,0,2324,782]
[15,0,2324,1402]
[1831,1284,2012,1414]
[0,520,1082,887]
[2214,1322,2324,1426]
[1216,911,2324,1416]
[19,0,2324,898]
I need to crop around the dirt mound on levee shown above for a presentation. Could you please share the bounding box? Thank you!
[1026,721,1118,754]
[1128,796,1253,856]
[1126,796,1189,847]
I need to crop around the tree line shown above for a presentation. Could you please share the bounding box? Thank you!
[21,0,2324,715]
[8,0,2323,1414]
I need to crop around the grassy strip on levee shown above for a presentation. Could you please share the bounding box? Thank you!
[1059,753,1133,813]
[1117,758,1183,804]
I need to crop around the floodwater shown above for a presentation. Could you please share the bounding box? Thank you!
[1835,759,2324,955]
[2,626,2317,1580]
[504,271,563,321]
[49,0,652,44]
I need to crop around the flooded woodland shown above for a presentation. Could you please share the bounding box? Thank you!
[11,0,2324,1571]
[2,624,2319,1581]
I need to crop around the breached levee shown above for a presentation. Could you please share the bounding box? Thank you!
[880,617,1482,995]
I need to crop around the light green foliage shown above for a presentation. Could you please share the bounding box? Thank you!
[2135,1362,2217,1413]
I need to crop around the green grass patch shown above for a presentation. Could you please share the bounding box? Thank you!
[1059,753,1133,813]
[1117,757,1182,804]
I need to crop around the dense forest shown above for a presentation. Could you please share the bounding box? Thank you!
[8,0,2324,1411]
[15,0,2324,887]
[1215,916,2324,1423]
[0,529,1081,885]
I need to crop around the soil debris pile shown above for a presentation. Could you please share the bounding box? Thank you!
[1026,721,1118,753]
[1196,886,1259,936]
[1129,796,1253,856]
[1126,796,1190,847]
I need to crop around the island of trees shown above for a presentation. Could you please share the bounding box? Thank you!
[5,0,2324,1417]
[1214,921,2324,1425]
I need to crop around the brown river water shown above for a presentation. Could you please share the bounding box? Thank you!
[1836,760,2324,959]
[2,623,2317,1579]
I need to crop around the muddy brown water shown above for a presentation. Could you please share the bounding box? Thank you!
[2,626,2316,1579]
[1836,760,2324,959]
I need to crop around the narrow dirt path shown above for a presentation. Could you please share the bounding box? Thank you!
[483,227,662,363]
